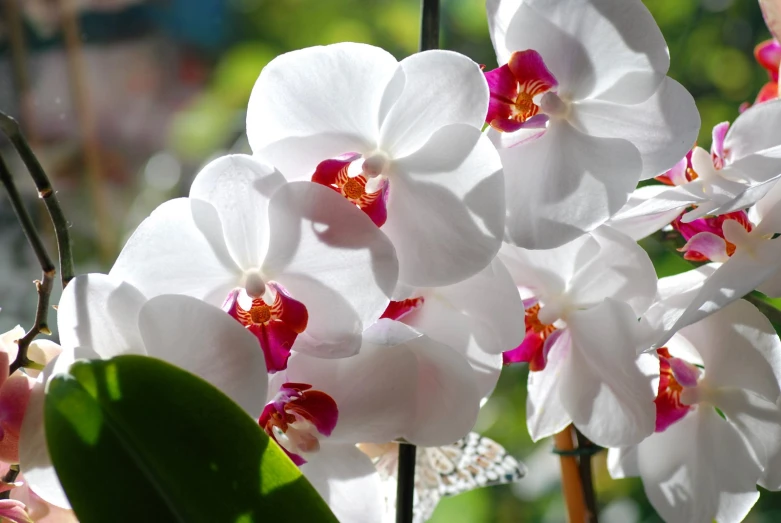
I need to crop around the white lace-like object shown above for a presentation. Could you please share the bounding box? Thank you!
[367,432,527,523]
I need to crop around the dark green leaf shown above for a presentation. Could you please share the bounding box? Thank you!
[45,355,338,523]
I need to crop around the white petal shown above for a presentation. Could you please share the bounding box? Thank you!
[572,78,700,180]
[714,388,781,490]
[752,173,781,233]
[56,273,146,358]
[386,128,504,286]
[288,320,480,447]
[399,292,503,399]
[400,259,522,397]
[526,330,572,442]
[676,300,781,402]
[189,154,286,271]
[486,0,524,64]
[660,245,781,341]
[725,98,781,162]
[300,444,384,523]
[608,184,697,223]
[607,447,639,480]
[247,43,398,177]
[505,0,669,102]
[284,340,415,445]
[498,120,642,249]
[642,265,719,347]
[19,350,78,509]
[379,51,488,158]
[110,198,240,305]
[138,295,268,418]
[606,185,688,240]
[499,236,587,298]
[632,409,760,523]
[562,300,656,447]
[263,182,398,357]
[566,226,657,316]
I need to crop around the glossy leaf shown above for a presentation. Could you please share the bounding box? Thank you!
[45,355,337,523]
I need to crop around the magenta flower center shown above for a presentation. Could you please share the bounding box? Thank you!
[259,382,339,465]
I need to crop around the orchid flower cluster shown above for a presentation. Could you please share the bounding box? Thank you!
[2,0,781,522]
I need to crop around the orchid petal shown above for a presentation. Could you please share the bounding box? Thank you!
[606,185,689,240]
[263,182,398,357]
[486,0,524,64]
[678,232,730,263]
[725,98,781,162]
[0,499,33,523]
[379,51,488,159]
[572,78,700,180]
[56,273,146,359]
[714,387,781,490]
[642,265,719,347]
[387,127,504,286]
[189,154,286,271]
[19,350,78,509]
[138,295,268,418]
[299,444,384,523]
[526,329,572,442]
[504,0,669,103]
[110,198,240,305]
[566,226,657,315]
[497,120,642,249]
[760,1,781,42]
[660,243,781,340]
[247,43,398,177]
[624,409,761,523]
[398,259,522,397]
[676,300,781,402]
[562,300,656,447]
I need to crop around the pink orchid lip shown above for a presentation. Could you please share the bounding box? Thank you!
[259,382,339,466]
[654,348,696,433]
[484,49,558,133]
[656,148,697,186]
[223,283,308,373]
[311,153,390,227]
[710,121,730,170]
[755,39,781,82]
[756,81,779,106]
[503,298,559,370]
[380,297,425,321]
[672,210,752,263]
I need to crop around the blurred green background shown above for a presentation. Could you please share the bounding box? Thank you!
[0,0,778,521]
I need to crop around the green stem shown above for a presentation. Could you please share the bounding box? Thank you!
[0,154,56,374]
[0,111,74,287]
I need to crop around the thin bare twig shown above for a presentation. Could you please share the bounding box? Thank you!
[0,464,21,500]
[0,112,74,287]
[0,155,56,374]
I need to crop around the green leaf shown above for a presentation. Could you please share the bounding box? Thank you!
[45,355,338,523]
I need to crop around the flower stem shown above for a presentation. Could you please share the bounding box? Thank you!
[0,111,74,288]
[0,154,56,374]
[0,464,20,500]
[396,442,416,523]
[575,428,599,522]
[553,426,589,523]
[419,0,440,51]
